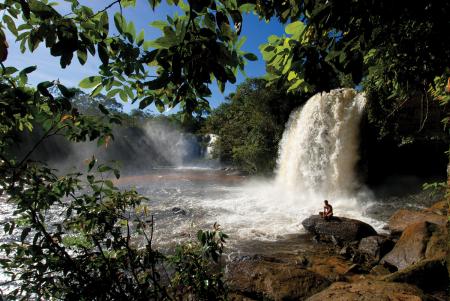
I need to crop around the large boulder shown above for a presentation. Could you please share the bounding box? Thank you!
[381,221,447,270]
[387,209,447,235]
[358,235,395,260]
[302,215,377,243]
[306,280,426,301]
[381,258,448,293]
[226,255,330,301]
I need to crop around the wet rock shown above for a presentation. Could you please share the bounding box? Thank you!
[306,255,352,281]
[171,207,187,215]
[358,235,395,260]
[350,251,370,265]
[370,264,391,276]
[339,245,352,258]
[381,258,448,293]
[302,215,377,243]
[344,263,365,274]
[387,209,447,235]
[424,200,449,216]
[226,255,330,301]
[306,280,426,301]
[381,221,447,270]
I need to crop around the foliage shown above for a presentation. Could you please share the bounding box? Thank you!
[0,0,263,115]
[259,1,450,138]
[0,68,228,300]
[169,224,228,300]
[204,78,302,174]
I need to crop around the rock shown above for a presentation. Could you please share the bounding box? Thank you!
[339,245,352,257]
[358,235,395,260]
[306,255,353,281]
[387,209,447,235]
[381,258,448,293]
[306,280,426,301]
[424,200,449,216]
[302,215,377,243]
[226,255,330,301]
[344,263,365,274]
[171,207,187,215]
[381,221,447,270]
[370,264,391,276]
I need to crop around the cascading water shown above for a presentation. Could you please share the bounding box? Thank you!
[186,88,381,241]
[276,88,367,199]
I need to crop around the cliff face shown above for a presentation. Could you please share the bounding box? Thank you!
[359,95,449,190]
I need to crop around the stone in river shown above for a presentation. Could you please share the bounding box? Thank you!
[380,221,447,271]
[302,215,377,243]
[358,235,395,260]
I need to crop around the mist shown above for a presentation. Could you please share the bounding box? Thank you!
[13,119,215,175]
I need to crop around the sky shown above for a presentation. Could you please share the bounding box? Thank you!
[5,0,285,113]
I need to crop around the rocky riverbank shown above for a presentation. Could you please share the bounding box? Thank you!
[225,200,449,300]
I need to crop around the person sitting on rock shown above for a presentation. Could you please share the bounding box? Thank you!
[319,200,333,220]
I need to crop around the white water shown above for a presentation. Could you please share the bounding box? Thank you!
[144,89,383,244]
[276,88,366,198]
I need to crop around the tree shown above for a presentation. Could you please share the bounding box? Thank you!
[204,78,301,173]
[259,1,450,139]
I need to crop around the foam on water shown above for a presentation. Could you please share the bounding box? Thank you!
[165,88,383,242]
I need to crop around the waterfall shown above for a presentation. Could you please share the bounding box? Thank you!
[276,88,366,198]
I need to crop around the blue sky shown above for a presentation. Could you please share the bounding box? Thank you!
[5,1,285,113]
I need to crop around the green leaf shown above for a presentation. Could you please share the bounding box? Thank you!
[98,42,109,65]
[244,53,258,61]
[3,15,18,36]
[287,78,305,92]
[287,71,297,81]
[149,20,167,30]
[285,21,305,39]
[3,66,18,75]
[236,36,247,50]
[119,90,128,102]
[77,48,87,65]
[121,0,136,7]
[20,66,37,74]
[90,84,103,97]
[144,35,176,49]
[267,35,279,43]
[37,81,54,99]
[155,99,165,113]
[126,21,136,42]
[239,3,255,13]
[106,88,121,98]
[136,30,145,46]
[139,96,154,109]
[79,76,102,88]
[99,11,109,35]
[114,12,126,35]
[58,84,76,98]
[104,180,114,189]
